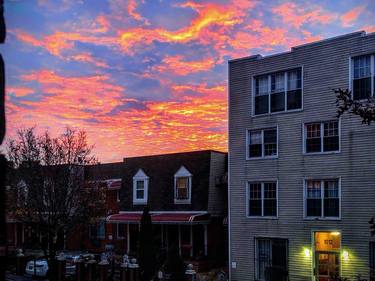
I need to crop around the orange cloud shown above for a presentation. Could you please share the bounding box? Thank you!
[152,55,216,75]
[7,86,35,97]
[70,52,109,68]
[127,0,149,25]
[340,5,365,27]
[272,2,335,29]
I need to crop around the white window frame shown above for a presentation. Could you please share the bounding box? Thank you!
[246,181,278,219]
[246,126,278,160]
[303,178,341,220]
[302,120,341,155]
[132,169,149,205]
[251,66,304,116]
[349,54,375,99]
[174,166,192,204]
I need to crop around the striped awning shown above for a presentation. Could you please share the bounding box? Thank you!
[107,212,210,224]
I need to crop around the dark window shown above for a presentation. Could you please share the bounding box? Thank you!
[136,180,145,199]
[306,123,321,153]
[249,183,262,216]
[305,121,339,153]
[353,55,372,100]
[306,179,340,218]
[323,180,339,217]
[323,121,339,152]
[248,128,277,158]
[264,129,277,157]
[248,182,277,217]
[255,76,269,115]
[249,130,262,158]
[254,67,302,115]
[306,180,321,217]
[256,238,288,281]
[176,177,189,200]
[271,72,285,112]
[287,68,302,110]
[263,182,277,216]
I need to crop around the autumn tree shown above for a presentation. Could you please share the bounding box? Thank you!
[335,88,375,124]
[6,127,106,276]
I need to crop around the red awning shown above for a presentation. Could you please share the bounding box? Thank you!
[107,213,142,223]
[106,179,122,190]
[107,212,210,224]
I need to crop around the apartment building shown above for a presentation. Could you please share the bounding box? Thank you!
[228,31,375,281]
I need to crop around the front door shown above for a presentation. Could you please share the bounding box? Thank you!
[314,232,341,281]
[316,252,340,281]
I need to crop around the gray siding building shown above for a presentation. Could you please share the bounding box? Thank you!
[228,31,375,281]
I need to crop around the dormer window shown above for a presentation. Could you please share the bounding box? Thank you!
[133,169,148,204]
[174,166,192,204]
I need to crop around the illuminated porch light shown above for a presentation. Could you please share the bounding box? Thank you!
[342,250,349,261]
[304,248,311,257]
[331,231,341,236]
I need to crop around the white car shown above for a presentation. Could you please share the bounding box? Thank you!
[25,259,49,277]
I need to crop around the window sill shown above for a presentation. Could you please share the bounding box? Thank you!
[303,151,340,156]
[133,201,147,205]
[246,156,278,161]
[174,200,191,205]
[303,217,341,221]
[246,216,278,220]
[251,108,303,118]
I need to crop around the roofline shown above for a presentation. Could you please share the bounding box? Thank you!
[229,30,369,63]
[123,149,227,161]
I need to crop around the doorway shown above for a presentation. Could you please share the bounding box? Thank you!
[314,231,341,281]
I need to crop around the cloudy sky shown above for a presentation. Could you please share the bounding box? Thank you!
[2,0,374,162]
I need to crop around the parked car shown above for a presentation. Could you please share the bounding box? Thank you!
[64,252,96,276]
[25,259,49,277]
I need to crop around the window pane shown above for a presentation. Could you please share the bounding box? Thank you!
[287,69,301,90]
[264,182,277,216]
[271,73,285,112]
[249,131,262,158]
[353,77,371,100]
[249,183,262,216]
[323,121,339,152]
[287,89,302,110]
[271,73,285,93]
[353,55,371,79]
[255,95,269,115]
[264,129,277,157]
[256,76,269,96]
[306,180,321,217]
[306,123,321,153]
[136,180,144,190]
[136,189,144,199]
[323,180,339,217]
[271,92,285,112]
[176,177,189,199]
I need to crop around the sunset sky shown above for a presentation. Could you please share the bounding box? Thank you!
[2,0,375,162]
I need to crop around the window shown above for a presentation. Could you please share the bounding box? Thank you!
[174,166,192,204]
[304,121,339,153]
[248,128,277,159]
[133,169,148,204]
[352,55,374,100]
[254,68,302,115]
[255,238,288,281]
[305,179,340,219]
[248,182,277,217]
